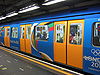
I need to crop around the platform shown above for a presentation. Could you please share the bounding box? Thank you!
[0,46,83,75]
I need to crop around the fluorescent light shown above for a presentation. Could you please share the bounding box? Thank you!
[0,12,18,20]
[6,13,18,17]
[0,17,6,20]
[43,0,66,5]
[19,6,40,13]
[45,0,49,2]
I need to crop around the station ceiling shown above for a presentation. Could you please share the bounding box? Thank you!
[0,0,100,24]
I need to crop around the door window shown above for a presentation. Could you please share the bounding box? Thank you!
[55,24,65,43]
[26,26,31,39]
[93,22,100,46]
[20,27,25,39]
[5,28,10,37]
[69,23,82,45]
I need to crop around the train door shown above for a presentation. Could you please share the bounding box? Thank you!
[20,24,31,53]
[67,20,84,69]
[54,21,67,64]
[25,25,31,53]
[4,26,10,47]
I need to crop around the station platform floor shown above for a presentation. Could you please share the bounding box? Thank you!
[0,46,83,75]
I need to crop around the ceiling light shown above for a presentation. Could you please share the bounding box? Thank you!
[6,13,18,18]
[0,17,6,20]
[45,0,49,2]
[43,0,66,5]
[19,6,40,13]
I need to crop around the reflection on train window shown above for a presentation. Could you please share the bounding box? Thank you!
[55,24,65,43]
[93,23,100,46]
[20,27,25,39]
[35,25,48,40]
[69,23,82,45]
[5,28,10,37]
[26,26,31,39]
[0,27,4,36]
[11,27,18,38]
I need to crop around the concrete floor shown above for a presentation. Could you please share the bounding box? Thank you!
[0,49,57,75]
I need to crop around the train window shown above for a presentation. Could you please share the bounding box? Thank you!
[69,23,82,45]
[0,27,4,36]
[35,25,49,40]
[5,28,10,37]
[11,27,18,38]
[0,27,1,36]
[26,26,31,39]
[55,24,65,43]
[93,22,100,46]
[20,27,25,39]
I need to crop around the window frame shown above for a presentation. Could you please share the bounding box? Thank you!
[92,22,100,47]
[11,27,18,38]
[5,27,10,37]
[20,26,25,39]
[55,24,65,43]
[26,25,31,39]
[69,23,82,45]
[35,25,49,41]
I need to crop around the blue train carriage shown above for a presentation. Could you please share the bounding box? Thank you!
[32,19,90,74]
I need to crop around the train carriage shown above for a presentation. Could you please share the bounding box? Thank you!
[0,5,100,75]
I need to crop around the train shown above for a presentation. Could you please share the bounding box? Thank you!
[0,5,100,75]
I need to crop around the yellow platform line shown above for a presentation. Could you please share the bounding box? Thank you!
[0,47,73,75]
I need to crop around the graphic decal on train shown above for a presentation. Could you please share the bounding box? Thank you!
[0,27,4,45]
[83,49,100,74]
[31,22,54,61]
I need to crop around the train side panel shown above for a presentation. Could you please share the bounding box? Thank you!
[34,22,54,61]
[83,18,100,75]
[10,24,20,51]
